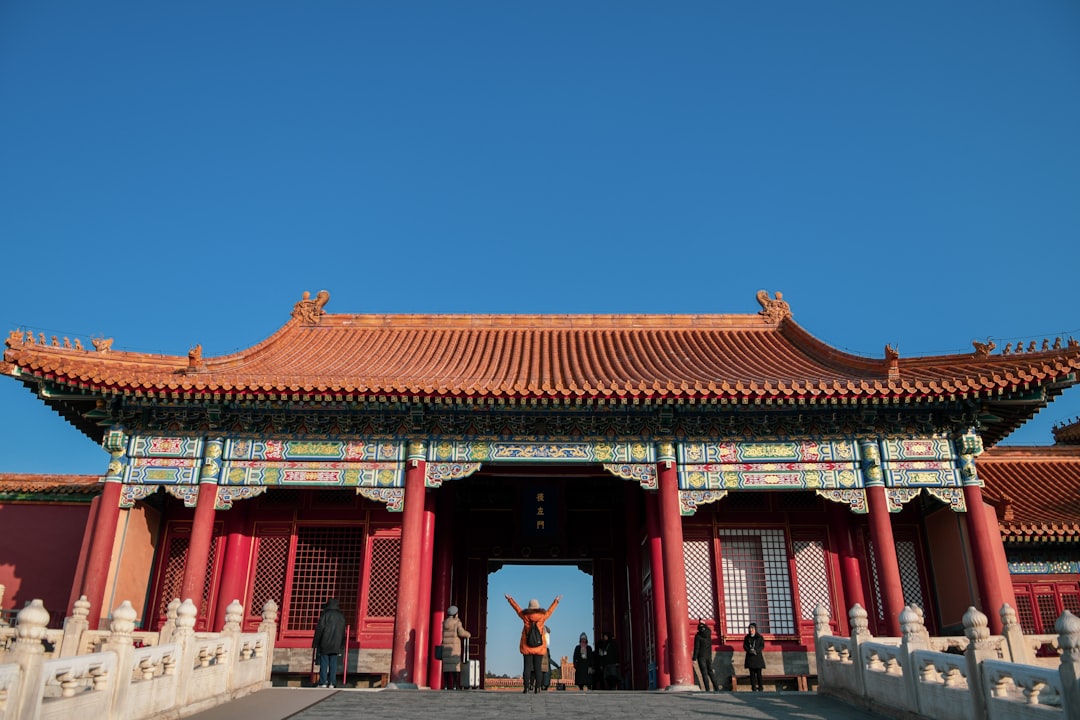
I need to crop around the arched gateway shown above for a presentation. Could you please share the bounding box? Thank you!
[4,291,1079,689]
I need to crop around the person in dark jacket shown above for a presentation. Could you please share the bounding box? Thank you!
[596,631,619,690]
[572,632,594,691]
[692,621,722,691]
[312,598,347,688]
[742,622,766,691]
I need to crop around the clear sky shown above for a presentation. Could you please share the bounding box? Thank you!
[2,2,1078,677]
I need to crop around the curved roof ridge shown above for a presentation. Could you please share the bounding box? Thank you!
[775,317,889,376]
[316,311,777,329]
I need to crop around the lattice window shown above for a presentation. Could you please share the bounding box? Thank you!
[793,539,830,620]
[867,538,925,622]
[158,535,189,616]
[250,534,289,618]
[202,537,220,610]
[719,528,793,635]
[367,536,402,618]
[154,530,219,619]
[1015,594,1037,633]
[286,526,364,631]
[1037,593,1058,634]
[683,539,715,620]
[896,540,925,610]
[1062,592,1080,617]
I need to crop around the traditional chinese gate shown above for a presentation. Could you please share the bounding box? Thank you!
[443,467,651,689]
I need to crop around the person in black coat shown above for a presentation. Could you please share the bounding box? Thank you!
[742,622,765,691]
[596,631,620,690]
[572,633,594,691]
[692,621,722,692]
[313,598,347,687]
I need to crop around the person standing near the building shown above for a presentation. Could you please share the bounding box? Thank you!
[596,631,620,690]
[312,598,346,688]
[540,626,552,690]
[440,605,471,690]
[505,594,561,694]
[572,632,594,691]
[743,622,766,691]
[693,621,722,692]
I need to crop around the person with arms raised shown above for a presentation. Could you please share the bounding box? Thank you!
[505,594,561,694]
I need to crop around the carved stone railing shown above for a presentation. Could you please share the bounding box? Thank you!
[815,602,1076,720]
[0,596,278,720]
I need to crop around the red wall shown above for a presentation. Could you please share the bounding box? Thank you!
[0,502,90,624]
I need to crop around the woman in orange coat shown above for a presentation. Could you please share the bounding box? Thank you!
[505,594,562,694]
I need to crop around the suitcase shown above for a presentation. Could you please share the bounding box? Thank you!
[461,637,481,689]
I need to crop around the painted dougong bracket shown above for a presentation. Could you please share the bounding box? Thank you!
[816,489,868,514]
[425,462,482,487]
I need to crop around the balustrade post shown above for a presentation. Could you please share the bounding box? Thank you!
[173,599,199,707]
[962,606,993,720]
[1056,610,1080,718]
[849,603,871,699]
[813,604,832,688]
[999,604,1031,664]
[103,601,138,718]
[900,605,930,716]
[220,599,244,693]
[59,595,92,657]
[10,599,50,720]
[258,600,279,683]
[159,598,181,645]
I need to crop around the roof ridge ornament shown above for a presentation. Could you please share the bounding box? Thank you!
[885,344,900,379]
[755,290,791,323]
[291,289,330,325]
[972,338,996,357]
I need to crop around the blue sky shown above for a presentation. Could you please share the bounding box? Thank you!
[2,2,1079,676]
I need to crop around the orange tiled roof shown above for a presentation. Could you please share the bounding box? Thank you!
[978,446,1080,542]
[0,473,100,496]
[4,291,1079,442]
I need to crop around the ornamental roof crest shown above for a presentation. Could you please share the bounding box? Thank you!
[291,290,330,325]
[756,290,791,323]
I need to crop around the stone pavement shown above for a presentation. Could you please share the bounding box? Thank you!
[187,687,891,720]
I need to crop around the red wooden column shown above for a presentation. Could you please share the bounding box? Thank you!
[956,437,1008,634]
[428,488,454,690]
[181,438,224,621]
[829,500,866,628]
[656,444,696,690]
[414,491,437,687]
[389,441,427,687]
[645,491,670,689]
[81,479,123,629]
[81,430,130,629]
[180,483,219,615]
[212,501,252,630]
[861,440,904,636]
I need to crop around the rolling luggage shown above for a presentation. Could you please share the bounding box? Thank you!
[461,637,481,689]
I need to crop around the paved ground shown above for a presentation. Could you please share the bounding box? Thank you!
[187,687,890,720]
